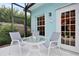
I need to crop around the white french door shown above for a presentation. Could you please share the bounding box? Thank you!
[56,4,79,53]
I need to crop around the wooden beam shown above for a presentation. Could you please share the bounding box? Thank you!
[24,3,28,37]
[25,3,35,11]
[12,3,25,9]
[11,3,14,31]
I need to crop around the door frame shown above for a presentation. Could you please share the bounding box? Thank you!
[56,3,79,53]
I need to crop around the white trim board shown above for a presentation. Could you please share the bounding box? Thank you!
[56,3,79,53]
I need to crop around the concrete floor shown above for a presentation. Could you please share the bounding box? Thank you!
[0,45,79,56]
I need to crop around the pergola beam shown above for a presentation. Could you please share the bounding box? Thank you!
[24,3,27,37]
[12,3,25,8]
[24,3,35,37]
[11,3,14,31]
[25,3,35,11]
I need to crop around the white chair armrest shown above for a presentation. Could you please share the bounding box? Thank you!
[50,40,58,43]
[49,41,58,48]
[12,40,19,41]
[10,40,20,45]
[22,37,29,41]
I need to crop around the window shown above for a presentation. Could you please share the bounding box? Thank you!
[37,16,45,36]
[61,10,75,46]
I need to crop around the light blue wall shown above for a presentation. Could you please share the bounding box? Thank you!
[31,3,70,41]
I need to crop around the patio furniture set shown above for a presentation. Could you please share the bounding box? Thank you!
[9,31,60,56]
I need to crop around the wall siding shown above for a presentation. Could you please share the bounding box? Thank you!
[31,3,71,41]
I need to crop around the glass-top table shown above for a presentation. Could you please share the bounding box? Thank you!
[23,36,46,45]
[23,36,46,55]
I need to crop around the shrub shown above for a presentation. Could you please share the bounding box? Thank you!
[0,23,31,46]
[26,31,32,37]
[0,24,17,46]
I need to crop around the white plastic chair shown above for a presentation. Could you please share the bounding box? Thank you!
[48,32,60,55]
[40,32,60,55]
[32,31,39,36]
[49,32,60,47]
[32,31,39,41]
[9,32,24,45]
[9,32,29,55]
[26,31,44,56]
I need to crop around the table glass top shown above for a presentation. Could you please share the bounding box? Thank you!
[23,36,45,43]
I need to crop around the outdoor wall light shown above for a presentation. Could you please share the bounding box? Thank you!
[48,12,53,23]
[49,12,52,17]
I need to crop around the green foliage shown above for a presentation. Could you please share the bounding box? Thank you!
[0,5,18,22]
[0,5,24,23]
[26,31,32,37]
[0,24,31,46]
[0,24,17,46]
[0,5,31,27]
[0,5,31,46]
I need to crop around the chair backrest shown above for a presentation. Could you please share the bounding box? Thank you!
[9,32,22,42]
[42,40,50,48]
[32,31,39,36]
[50,32,60,41]
[42,32,60,48]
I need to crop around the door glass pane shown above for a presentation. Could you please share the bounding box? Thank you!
[37,16,45,36]
[61,10,75,46]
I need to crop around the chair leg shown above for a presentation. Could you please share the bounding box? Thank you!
[9,46,12,56]
[18,45,22,56]
[9,42,13,56]
[48,47,50,56]
[48,43,51,56]
[38,45,41,56]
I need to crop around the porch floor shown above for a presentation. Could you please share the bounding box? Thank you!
[0,45,79,56]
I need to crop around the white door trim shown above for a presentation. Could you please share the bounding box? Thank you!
[56,3,79,53]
